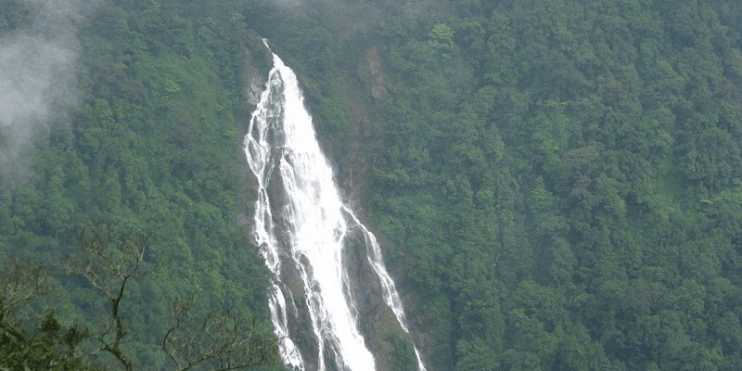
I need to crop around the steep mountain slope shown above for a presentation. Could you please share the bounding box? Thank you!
[1,1,279,369]
[254,0,742,370]
[3,0,742,370]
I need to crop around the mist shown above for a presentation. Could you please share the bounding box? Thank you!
[0,0,82,170]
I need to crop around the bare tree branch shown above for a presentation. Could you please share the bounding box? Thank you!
[65,228,279,371]
[162,299,280,371]
[66,228,161,371]
[0,258,58,318]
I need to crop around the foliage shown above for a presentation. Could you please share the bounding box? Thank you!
[4,0,742,370]
[1,230,281,371]
[1,306,98,371]
[1,0,277,369]
[1,259,96,370]
[252,0,742,370]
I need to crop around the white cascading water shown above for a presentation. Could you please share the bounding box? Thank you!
[244,42,427,371]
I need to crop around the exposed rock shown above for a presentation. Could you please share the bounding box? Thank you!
[244,30,272,106]
[265,190,414,371]
[342,224,417,371]
[234,29,272,230]
[239,34,419,371]
[365,46,388,101]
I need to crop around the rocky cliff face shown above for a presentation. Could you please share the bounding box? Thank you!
[239,31,417,371]
[235,29,272,230]
[244,30,273,107]
[365,46,388,101]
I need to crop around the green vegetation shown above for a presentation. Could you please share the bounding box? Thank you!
[1,307,98,371]
[3,0,742,370]
[252,0,742,370]
[1,0,279,369]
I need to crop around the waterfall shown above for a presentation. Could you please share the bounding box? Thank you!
[244,42,426,371]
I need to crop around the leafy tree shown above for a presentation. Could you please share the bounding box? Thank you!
[1,230,281,371]
[1,259,95,370]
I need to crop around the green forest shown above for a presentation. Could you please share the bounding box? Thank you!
[2,0,742,370]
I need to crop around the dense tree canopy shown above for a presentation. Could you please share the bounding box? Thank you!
[1,0,278,369]
[253,0,742,370]
[3,0,742,370]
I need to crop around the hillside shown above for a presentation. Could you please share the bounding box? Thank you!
[255,0,742,370]
[1,0,279,369]
[3,0,742,370]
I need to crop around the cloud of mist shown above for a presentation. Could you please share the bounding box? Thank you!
[0,0,82,168]
[0,36,75,128]
[272,0,302,7]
